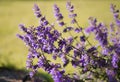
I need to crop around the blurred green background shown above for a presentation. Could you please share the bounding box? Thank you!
[0,0,120,81]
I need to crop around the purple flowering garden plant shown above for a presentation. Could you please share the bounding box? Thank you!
[17,1,120,82]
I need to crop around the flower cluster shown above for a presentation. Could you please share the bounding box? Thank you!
[17,2,120,82]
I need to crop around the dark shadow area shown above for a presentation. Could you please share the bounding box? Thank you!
[0,67,28,82]
[0,67,53,82]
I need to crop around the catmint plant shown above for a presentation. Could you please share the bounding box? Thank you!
[17,1,120,82]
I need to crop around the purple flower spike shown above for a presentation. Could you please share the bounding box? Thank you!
[69,13,77,18]
[85,26,95,34]
[67,36,73,44]
[110,4,115,12]
[63,27,73,32]
[33,4,42,18]
[16,34,24,40]
[80,36,86,42]
[19,24,27,33]
[26,59,33,69]
[33,4,40,11]
[43,20,49,26]
[29,71,34,78]
[74,28,82,33]
[58,21,65,27]
[106,69,117,82]
[71,18,76,24]
[27,52,33,59]
[80,54,90,67]
[66,1,74,12]
[116,19,120,27]
[55,13,63,21]
[53,4,60,13]
[66,1,77,24]
[53,4,65,27]
[111,54,119,68]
